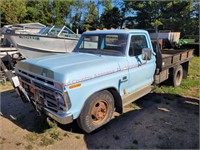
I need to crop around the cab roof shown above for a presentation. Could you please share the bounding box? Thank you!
[83,29,149,35]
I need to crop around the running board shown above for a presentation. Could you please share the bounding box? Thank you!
[122,85,154,106]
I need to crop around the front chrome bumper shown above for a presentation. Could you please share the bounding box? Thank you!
[44,107,73,124]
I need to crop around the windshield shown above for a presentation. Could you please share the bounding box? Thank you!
[74,34,128,56]
[38,26,52,35]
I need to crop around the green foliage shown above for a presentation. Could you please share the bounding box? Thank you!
[70,1,84,32]
[0,0,27,25]
[24,120,62,148]
[84,1,99,30]
[101,7,123,29]
[102,0,112,13]
[0,0,198,36]
[123,0,199,37]
[51,0,72,25]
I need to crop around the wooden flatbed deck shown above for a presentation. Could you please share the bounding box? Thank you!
[161,49,194,70]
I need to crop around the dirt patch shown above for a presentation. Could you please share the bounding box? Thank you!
[0,88,199,149]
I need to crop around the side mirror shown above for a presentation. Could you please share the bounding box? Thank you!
[142,48,152,60]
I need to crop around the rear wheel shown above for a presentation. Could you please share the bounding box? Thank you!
[77,90,114,133]
[173,65,183,87]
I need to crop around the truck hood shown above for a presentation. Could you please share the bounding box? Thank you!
[17,52,122,85]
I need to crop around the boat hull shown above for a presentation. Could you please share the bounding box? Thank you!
[6,34,78,58]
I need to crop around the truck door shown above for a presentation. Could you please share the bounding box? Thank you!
[126,34,156,93]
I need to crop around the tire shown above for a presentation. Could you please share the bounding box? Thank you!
[173,65,183,87]
[77,90,114,133]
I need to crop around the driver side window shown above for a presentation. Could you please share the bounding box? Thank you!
[129,35,148,56]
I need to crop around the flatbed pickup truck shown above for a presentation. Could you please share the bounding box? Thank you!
[15,29,194,133]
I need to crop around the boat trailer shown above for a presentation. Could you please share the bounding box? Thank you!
[0,58,30,103]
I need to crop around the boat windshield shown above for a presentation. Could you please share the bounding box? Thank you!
[38,26,80,38]
[74,34,128,56]
[38,26,52,35]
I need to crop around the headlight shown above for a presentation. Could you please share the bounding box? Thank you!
[54,92,71,112]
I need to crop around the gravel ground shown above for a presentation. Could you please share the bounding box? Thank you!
[0,87,199,150]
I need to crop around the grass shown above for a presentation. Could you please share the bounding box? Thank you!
[155,57,200,98]
[75,135,80,139]
[0,81,13,92]
[24,121,62,148]
[127,103,142,110]
[25,144,33,150]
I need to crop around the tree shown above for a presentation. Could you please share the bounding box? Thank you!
[160,0,199,37]
[18,0,54,25]
[101,7,123,29]
[51,0,72,25]
[102,0,112,13]
[0,0,27,26]
[70,1,85,33]
[123,0,198,37]
[83,1,99,30]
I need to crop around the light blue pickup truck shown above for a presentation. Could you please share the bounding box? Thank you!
[15,29,194,133]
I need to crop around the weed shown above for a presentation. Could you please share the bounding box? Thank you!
[128,103,141,110]
[0,82,13,91]
[75,135,80,139]
[24,124,62,147]
[47,119,58,128]
[39,135,54,147]
[24,132,39,142]
[16,142,22,146]
[63,132,69,137]
[49,130,61,140]
[25,144,33,150]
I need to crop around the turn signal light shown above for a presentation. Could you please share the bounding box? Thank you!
[69,83,81,89]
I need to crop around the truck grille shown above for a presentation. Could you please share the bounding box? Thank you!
[18,69,54,85]
[17,70,68,113]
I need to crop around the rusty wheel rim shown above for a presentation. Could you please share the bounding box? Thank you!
[91,100,108,125]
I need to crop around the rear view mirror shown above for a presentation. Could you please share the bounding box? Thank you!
[142,48,152,60]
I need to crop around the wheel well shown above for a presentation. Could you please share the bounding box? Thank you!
[107,88,123,114]
[80,88,123,116]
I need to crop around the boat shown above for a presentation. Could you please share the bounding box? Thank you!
[3,25,80,58]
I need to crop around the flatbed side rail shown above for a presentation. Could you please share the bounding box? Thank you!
[161,48,194,71]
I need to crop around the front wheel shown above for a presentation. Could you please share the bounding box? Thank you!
[77,90,114,133]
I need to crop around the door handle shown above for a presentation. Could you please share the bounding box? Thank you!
[120,76,128,83]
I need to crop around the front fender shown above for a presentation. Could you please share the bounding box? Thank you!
[65,72,123,119]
